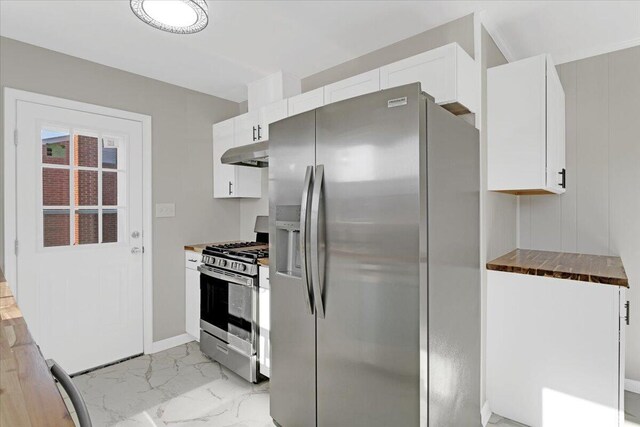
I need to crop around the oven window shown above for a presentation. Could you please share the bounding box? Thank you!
[200,273,252,342]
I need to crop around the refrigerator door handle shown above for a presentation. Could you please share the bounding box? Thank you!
[299,165,315,314]
[310,164,326,318]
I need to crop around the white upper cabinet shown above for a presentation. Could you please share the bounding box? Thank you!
[212,117,236,198]
[488,54,566,195]
[235,110,262,145]
[288,87,325,116]
[259,99,288,141]
[212,117,262,199]
[380,43,478,114]
[323,69,380,104]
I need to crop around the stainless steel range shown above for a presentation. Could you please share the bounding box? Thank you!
[198,224,268,383]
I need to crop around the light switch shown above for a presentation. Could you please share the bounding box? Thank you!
[155,203,175,218]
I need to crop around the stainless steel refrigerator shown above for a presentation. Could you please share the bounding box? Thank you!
[268,83,480,427]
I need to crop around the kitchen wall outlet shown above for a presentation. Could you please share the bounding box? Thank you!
[155,203,175,218]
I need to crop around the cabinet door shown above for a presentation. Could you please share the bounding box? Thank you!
[258,266,270,377]
[546,57,566,193]
[233,112,262,198]
[487,55,547,192]
[487,271,620,427]
[185,254,201,341]
[212,118,236,198]
[234,110,261,146]
[380,44,456,105]
[260,99,288,141]
[323,69,380,104]
[288,87,324,116]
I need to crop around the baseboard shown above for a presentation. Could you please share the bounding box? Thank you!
[626,378,640,394]
[481,400,492,427]
[151,333,195,354]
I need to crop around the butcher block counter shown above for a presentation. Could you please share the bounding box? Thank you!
[487,248,628,287]
[0,269,74,427]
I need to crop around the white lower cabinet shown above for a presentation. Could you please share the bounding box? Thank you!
[185,251,202,341]
[258,265,270,378]
[487,270,626,427]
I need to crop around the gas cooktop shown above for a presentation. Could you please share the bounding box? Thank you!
[201,241,268,275]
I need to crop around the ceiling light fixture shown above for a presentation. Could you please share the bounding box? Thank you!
[130,0,208,34]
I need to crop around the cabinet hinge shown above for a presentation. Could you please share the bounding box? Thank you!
[14,129,18,146]
[14,239,18,255]
[624,301,630,326]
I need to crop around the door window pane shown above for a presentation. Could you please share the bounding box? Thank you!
[42,129,70,165]
[102,137,122,169]
[74,134,98,167]
[43,210,70,247]
[75,170,98,206]
[43,168,70,206]
[102,210,119,243]
[102,172,118,206]
[39,127,128,249]
[75,209,99,245]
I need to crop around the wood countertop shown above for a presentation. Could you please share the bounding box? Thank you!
[0,270,75,427]
[487,249,629,287]
[184,243,210,253]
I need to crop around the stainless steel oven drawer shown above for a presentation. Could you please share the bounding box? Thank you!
[200,330,257,383]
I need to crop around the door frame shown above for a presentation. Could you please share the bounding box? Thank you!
[3,87,154,354]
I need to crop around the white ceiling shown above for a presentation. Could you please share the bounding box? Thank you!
[1,1,639,103]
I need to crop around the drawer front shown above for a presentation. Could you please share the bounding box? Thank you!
[185,251,202,270]
[200,330,256,382]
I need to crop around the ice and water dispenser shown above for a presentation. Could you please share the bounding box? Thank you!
[274,205,303,278]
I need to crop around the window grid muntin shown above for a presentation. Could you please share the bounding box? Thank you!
[40,126,127,248]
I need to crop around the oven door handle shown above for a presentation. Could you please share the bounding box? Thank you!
[198,265,253,287]
[299,165,315,315]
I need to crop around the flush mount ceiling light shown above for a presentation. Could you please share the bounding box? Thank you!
[130,0,208,34]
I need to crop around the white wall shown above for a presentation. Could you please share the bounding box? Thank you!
[479,25,519,409]
[0,36,243,342]
[518,45,640,383]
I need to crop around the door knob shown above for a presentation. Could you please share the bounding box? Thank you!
[131,231,140,238]
[131,247,142,254]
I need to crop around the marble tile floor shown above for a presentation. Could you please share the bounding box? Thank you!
[61,342,640,427]
[61,341,272,427]
[488,391,640,427]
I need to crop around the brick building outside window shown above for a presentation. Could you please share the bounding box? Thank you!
[42,134,119,247]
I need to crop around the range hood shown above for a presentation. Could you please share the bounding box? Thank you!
[221,141,269,168]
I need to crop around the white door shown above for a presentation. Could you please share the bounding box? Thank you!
[16,100,144,374]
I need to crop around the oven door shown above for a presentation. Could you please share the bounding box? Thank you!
[199,265,257,357]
